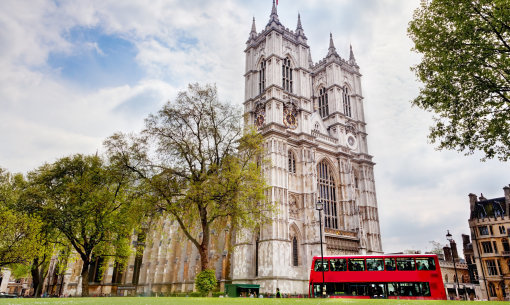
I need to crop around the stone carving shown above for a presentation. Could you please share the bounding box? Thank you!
[289,195,299,219]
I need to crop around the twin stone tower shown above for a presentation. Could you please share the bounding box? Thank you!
[235,2,382,294]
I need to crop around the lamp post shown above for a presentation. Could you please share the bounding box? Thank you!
[446,230,460,300]
[316,201,326,298]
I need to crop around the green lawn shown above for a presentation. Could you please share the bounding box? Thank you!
[0,297,503,305]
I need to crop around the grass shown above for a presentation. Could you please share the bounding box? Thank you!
[0,297,504,305]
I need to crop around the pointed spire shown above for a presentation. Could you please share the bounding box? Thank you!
[268,0,280,25]
[349,44,357,65]
[295,12,307,40]
[250,17,257,38]
[327,33,339,57]
[248,17,257,42]
[271,0,277,15]
[348,44,359,67]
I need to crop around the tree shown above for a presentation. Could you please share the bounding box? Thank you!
[0,169,41,267]
[195,269,217,296]
[408,0,510,161]
[23,154,145,296]
[105,83,271,271]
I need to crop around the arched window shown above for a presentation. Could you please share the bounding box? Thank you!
[317,160,338,229]
[259,59,266,94]
[318,87,329,118]
[288,151,296,174]
[282,57,293,93]
[343,86,351,117]
[292,236,298,266]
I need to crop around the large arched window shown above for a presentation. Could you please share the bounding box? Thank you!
[282,57,293,93]
[259,59,266,94]
[292,236,299,266]
[318,87,328,118]
[317,160,338,229]
[343,86,351,117]
[288,151,296,174]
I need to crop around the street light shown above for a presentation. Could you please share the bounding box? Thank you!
[316,200,326,298]
[446,230,460,300]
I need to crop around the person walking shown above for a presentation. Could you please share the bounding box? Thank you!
[276,288,281,298]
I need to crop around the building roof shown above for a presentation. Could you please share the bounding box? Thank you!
[470,197,507,219]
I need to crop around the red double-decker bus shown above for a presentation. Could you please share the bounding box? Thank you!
[309,254,446,300]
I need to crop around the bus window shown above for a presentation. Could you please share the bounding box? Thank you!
[327,283,348,296]
[314,259,329,271]
[416,258,436,270]
[385,258,396,271]
[348,258,365,271]
[418,282,431,296]
[396,257,415,271]
[398,283,419,296]
[368,283,385,297]
[330,258,347,271]
[366,258,384,271]
[350,283,367,296]
[312,284,323,297]
[387,283,398,296]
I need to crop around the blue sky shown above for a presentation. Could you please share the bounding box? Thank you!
[0,0,508,254]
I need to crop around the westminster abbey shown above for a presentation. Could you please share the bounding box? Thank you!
[58,1,382,296]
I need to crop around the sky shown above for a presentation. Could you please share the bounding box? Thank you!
[0,0,508,255]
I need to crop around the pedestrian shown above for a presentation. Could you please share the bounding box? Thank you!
[276,288,281,298]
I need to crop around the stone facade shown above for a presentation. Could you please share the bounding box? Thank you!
[235,1,382,294]
[468,186,510,301]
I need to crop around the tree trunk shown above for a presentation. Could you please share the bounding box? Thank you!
[30,258,41,297]
[199,244,209,271]
[80,260,90,297]
[199,227,210,271]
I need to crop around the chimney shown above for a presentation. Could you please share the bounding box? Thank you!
[468,193,477,214]
[504,185,510,216]
[450,239,459,261]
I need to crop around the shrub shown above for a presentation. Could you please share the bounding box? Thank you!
[194,269,217,295]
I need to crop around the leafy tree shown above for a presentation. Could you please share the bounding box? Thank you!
[22,154,145,296]
[0,169,40,267]
[195,269,217,296]
[105,83,271,271]
[408,0,510,160]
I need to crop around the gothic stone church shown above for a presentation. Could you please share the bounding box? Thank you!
[60,2,382,297]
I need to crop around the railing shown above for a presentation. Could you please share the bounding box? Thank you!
[311,130,338,144]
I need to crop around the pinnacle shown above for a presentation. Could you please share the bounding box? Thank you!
[297,13,303,30]
[267,0,280,26]
[251,17,257,34]
[327,32,338,57]
[349,44,356,63]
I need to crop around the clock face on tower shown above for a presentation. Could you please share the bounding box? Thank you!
[346,133,357,150]
[284,113,297,129]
